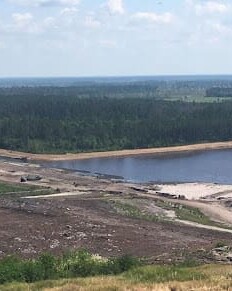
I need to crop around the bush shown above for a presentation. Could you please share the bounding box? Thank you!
[0,257,24,284]
[38,253,57,280]
[21,260,44,283]
[106,255,140,275]
[0,250,140,285]
[67,250,99,277]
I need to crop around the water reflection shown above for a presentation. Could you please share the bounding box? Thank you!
[44,150,232,184]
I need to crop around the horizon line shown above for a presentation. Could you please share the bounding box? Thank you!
[1,73,232,79]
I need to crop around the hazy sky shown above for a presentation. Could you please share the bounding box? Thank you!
[0,0,232,77]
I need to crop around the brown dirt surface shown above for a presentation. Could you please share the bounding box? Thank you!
[1,159,232,264]
[1,194,232,263]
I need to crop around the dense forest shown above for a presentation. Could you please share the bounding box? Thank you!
[1,83,232,153]
[206,87,232,98]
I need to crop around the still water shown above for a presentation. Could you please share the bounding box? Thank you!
[44,150,232,184]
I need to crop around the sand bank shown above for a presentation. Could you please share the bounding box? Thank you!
[1,141,232,161]
[155,183,232,200]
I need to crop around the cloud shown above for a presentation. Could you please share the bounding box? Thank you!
[84,15,101,29]
[99,39,117,48]
[60,7,78,15]
[43,16,57,29]
[131,12,174,24]
[106,0,124,15]
[0,41,6,49]
[8,0,80,7]
[209,21,232,35]
[12,12,33,27]
[59,0,80,5]
[186,0,230,15]
[9,12,41,33]
[196,1,229,15]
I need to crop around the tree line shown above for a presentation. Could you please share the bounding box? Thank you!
[1,87,232,153]
[206,87,232,98]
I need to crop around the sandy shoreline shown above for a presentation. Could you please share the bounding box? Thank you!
[156,183,232,200]
[1,141,232,161]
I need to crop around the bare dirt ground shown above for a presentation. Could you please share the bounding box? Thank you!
[1,157,232,264]
[1,141,232,161]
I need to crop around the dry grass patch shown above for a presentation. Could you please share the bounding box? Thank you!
[2,265,232,291]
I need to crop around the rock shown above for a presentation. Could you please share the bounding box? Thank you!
[14,237,22,242]
[20,176,27,183]
[226,255,232,262]
[214,246,230,252]
[50,240,60,249]
[76,232,87,238]
[26,175,42,181]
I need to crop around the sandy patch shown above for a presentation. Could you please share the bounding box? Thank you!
[1,141,232,161]
[154,183,232,200]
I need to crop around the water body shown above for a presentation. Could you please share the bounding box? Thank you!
[44,149,232,184]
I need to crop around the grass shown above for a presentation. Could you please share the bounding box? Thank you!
[0,181,55,197]
[2,264,232,290]
[155,199,231,229]
[110,197,232,232]
[110,200,158,222]
[125,265,206,283]
[110,198,216,226]
[0,181,39,195]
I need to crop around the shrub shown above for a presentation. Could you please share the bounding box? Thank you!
[37,253,57,280]
[0,257,24,284]
[0,250,140,285]
[109,255,140,274]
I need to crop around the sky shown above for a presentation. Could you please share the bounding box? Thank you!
[0,0,232,77]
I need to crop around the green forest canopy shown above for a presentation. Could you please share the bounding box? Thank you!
[1,83,232,153]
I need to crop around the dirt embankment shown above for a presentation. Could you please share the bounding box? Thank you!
[1,141,232,161]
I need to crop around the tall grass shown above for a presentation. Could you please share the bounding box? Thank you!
[125,265,206,283]
[2,264,223,291]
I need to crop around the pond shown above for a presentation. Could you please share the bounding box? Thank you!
[43,149,232,184]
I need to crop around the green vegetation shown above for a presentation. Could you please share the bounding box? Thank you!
[155,199,230,229]
[110,198,232,231]
[110,199,161,222]
[214,241,228,248]
[0,249,211,291]
[3,264,229,291]
[2,81,232,153]
[175,204,212,224]
[0,250,140,285]
[0,181,38,195]
[206,87,232,98]
[0,181,54,197]
[111,198,213,225]
[155,199,211,223]
[125,265,205,283]
[111,200,147,218]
